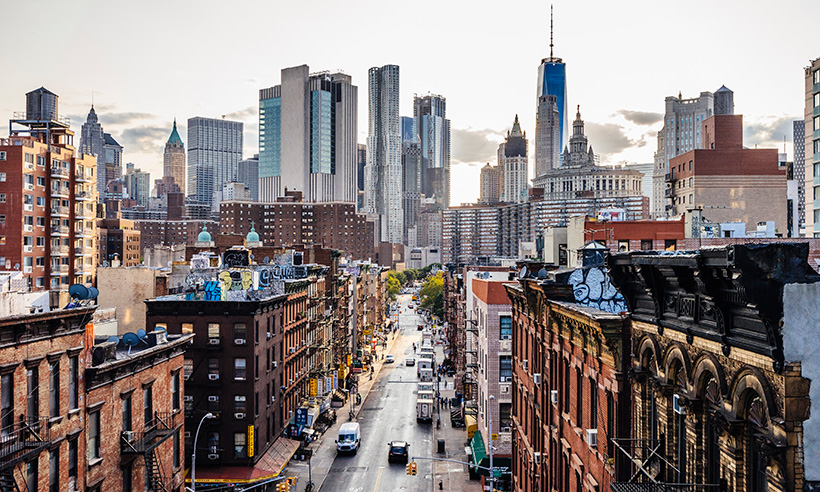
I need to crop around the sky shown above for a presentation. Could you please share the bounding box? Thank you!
[2,0,818,206]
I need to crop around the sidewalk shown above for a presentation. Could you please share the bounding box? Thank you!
[432,342,482,492]
[281,329,404,491]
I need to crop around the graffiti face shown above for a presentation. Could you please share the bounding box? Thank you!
[566,267,627,313]
[222,250,250,268]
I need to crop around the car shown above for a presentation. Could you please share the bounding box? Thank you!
[385,354,395,363]
[406,358,416,366]
[388,441,410,463]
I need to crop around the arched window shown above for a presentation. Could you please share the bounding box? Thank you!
[744,393,768,492]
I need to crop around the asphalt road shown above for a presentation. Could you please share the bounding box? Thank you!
[322,294,435,492]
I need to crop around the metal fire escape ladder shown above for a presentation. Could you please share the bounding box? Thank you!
[145,448,168,492]
[0,470,20,492]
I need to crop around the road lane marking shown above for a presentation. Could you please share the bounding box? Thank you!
[373,466,384,492]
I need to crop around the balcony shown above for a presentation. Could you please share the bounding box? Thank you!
[50,187,68,198]
[75,207,93,219]
[0,417,51,473]
[75,191,92,201]
[50,265,70,276]
[74,247,90,256]
[51,206,69,217]
[75,228,91,238]
[50,226,68,237]
[50,246,69,256]
[50,166,69,178]
[121,411,181,455]
[75,171,92,183]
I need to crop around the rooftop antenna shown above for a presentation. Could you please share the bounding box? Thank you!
[550,4,554,59]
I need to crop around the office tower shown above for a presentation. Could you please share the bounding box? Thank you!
[652,89,716,217]
[124,165,151,207]
[794,120,806,234]
[479,163,503,204]
[103,132,122,186]
[413,94,451,210]
[714,85,735,116]
[401,116,415,142]
[365,64,403,244]
[2,87,98,290]
[499,115,528,204]
[536,7,568,173]
[80,106,107,200]
[402,141,422,242]
[163,119,186,196]
[237,154,259,201]
[357,143,366,192]
[187,117,243,207]
[258,65,358,203]
[805,58,820,236]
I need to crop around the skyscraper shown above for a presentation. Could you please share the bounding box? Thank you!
[479,163,503,204]
[124,165,151,207]
[258,65,358,203]
[793,120,806,234]
[365,64,403,244]
[804,57,820,237]
[237,154,259,201]
[80,106,106,200]
[401,116,415,142]
[402,140,422,242]
[535,7,567,173]
[413,94,451,209]
[652,90,717,217]
[499,115,529,204]
[103,132,123,186]
[163,119,186,196]
[187,117,243,207]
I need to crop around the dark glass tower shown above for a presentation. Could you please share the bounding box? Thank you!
[535,6,568,175]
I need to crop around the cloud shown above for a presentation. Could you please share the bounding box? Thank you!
[118,126,170,153]
[615,109,663,126]
[223,106,257,121]
[744,115,798,149]
[451,127,504,164]
[101,112,157,125]
[585,122,636,156]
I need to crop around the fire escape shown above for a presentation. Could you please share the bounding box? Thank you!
[121,412,182,492]
[0,417,51,492]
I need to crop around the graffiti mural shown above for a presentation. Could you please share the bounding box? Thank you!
[565,267,627,314]
[222,249,250,268]
[218,270,253,301]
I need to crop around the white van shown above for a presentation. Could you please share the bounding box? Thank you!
[336,422,361,454]
[418,367,434,382]
[418,382,435,393]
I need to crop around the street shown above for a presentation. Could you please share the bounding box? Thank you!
[322,294,434,492]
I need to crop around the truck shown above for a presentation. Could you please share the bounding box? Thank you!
[418,382,435,393]
[418,367,434,382]
[417,358,433,373]
[416,396,434,423]
[336,422,361,454]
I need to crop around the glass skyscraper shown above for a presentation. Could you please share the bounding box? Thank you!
[537,60,568,154]
[258,90,281,180]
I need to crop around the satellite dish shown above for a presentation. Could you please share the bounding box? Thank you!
[87,287,99,300]
[263,256,270,264]
[519,266,528,279]
[136,329,147,339]
[122,332,140,354]
[68,284,89,300]
[155,326,166,333]
[538,268,548,279]
[107,335,120,344]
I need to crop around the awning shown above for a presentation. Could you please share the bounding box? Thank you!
[187,437,300,485]
[465,415,477,439]
[469,431,511,478]
[470,431,487,473]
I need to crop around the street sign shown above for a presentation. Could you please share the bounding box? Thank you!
[491,433,498,441]
[248,425,255,457]
[310,378,317,397]
[295,408,308,425]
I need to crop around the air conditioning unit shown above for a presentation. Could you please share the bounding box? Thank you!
[235,339,246,345]
[184,432,191,439]
[586,429,598,447]
[207,454,219,460]
[208,338,220,345]
[208,374,220,381]
[272,361,277,368]
[500,384,510,394]
[267,332,271,339]
[673,394,685,415]
[121,431,134,442]
[504,376,513,382]
[183,374,190,380]
[208,396,219,402]
[533,373,542,385]
[271,395,275,403]
[235,413,246,420]
[289,379,293,385]
[522,359,528,371]
[499,340,512,352]
[25,183,33,190]
[533,452,541,465]
[289,347,296,354]
[184,396,193,402]
[550,390,558,405]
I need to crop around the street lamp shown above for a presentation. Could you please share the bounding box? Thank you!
[488,395,495,491]
[191,412,216,492]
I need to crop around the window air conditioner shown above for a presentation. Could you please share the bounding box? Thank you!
[272,361,277,368]
[184,396,193,402]
[271,395,275,403]
[289,347,296,354]
[121,431,134,442]
[550,390,558,405]
[208,396,219,402]
[235,339,246,345]
[208,338,220,345]
[235,413,246,420]
[207,454,220,460]
[533,452,541,465]
[208,374,220,381]
[673,394,685,415]
[184,432,191,439]
[586,429,598,447]
[533,373,542,385]
[521,359,528,371]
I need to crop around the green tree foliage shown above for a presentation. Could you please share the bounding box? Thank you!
[419,271,444,318]
[386,275,401,301]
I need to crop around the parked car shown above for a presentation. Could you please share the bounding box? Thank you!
[406,358,416,366]
[388,441,410,463]
[385,354,395,363]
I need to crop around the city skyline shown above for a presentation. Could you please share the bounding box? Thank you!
[1,0,818,206]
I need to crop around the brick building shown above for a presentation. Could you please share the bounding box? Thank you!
[135,219,218,254]
[97,218,141,267]
[609,243,820,491]
[506,275,632,492]
[0,87,98,292]
[84,330,192,492]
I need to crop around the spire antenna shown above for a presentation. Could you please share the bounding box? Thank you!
[550,4,554,59]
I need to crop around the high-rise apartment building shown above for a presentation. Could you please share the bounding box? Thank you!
[401,116,415,142]
[794,120,806,234]
[365,64,403,244]
[402,141,423,242]
[413,94,451,210]
[103,132,123,186]
[124,165,151,207]
[258,65,358,203]
[535,9,568,174]
[805,58,820,237]
[79,106,112,201]
[187,117,243,207]
[479,163,503,204]
[652,89,728,217]
[499,115,529,204]
[237,154,259,201]
[2,87,98,290]
[163,119,186,195]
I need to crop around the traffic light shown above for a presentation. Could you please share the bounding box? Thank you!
[411,462,418,475]
[406,463,413,475]
[276,482,289,492]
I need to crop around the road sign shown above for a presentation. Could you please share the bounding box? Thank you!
[295,408,308,425]
[491,433,498,441]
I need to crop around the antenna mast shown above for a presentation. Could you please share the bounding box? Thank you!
[550,4,554,59]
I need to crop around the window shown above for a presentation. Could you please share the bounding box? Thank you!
[68,438,78,485]
[0,194,4,203]
[49,361,60,418]
[122,464,132,492]
[27,458,38,492]
[499,356,512,381]
[49,448,59,492]
[144,386,153,426]
[234,395,247,414]
[1,373,12,435]
[499,403,512,432]
[172,371,180,411]
[589,378,598,430]
[207,396,220,413]
[576,367,583,427]
[69,356,78,410]
[0,172,5,181]
[499,315,512,340]
[563,360,571,412]
[607,391,615,447]
[814,69,820,85]
[234,323,246,342]
[0,152,5,161]
[122,394,132,431]
[235,358,247,380]
[182,323,193,334]
[37,196,45,207]
[184,359,193,380]
[208,323,220,339]
[234,432,247,458]
[173,430,180,469]
[88,410,100,460]
[27,366,39,420]
[208,432,220,454]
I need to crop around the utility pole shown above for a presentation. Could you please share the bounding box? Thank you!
[488,394,495,491]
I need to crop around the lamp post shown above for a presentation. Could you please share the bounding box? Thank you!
[488,395,494,492]
[191,412,216,492]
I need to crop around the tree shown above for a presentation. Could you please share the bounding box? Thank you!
[419,272,444,318]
